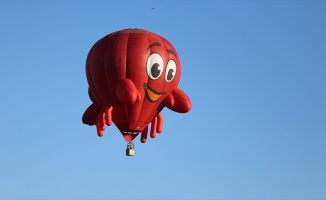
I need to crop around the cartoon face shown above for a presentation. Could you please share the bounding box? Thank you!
[143,41,181,103]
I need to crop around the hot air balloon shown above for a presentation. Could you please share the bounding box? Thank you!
[82,28,191,156]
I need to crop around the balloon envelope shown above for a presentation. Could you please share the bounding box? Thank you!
[82,28,191,142]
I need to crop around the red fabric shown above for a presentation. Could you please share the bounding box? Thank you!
[82,29,191,142]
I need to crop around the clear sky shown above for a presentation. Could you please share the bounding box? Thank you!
[1,1,325,200]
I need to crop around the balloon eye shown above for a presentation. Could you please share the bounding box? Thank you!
[165,60,177,82]
[151,63,161,78]
[146,53,163,80]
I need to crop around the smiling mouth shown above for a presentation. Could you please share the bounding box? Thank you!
[144,83,165,103]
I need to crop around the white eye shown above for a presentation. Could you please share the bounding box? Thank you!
[165,60,177,82]
[146,53,164,80]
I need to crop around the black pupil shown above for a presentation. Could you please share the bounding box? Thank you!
[167,69,174,81]
[151,63,161,78]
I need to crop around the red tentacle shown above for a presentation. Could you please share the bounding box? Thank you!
[150,117,157,138]
[156,112,163,133]
[96,111,105,137]
[141,126,148,143]
[105,106,113,126]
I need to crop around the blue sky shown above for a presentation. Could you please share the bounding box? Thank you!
[1,1,325,200]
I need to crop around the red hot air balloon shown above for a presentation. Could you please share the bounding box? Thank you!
[82,29,191,154]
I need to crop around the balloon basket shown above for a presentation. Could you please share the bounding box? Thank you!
[126,142,135,156]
